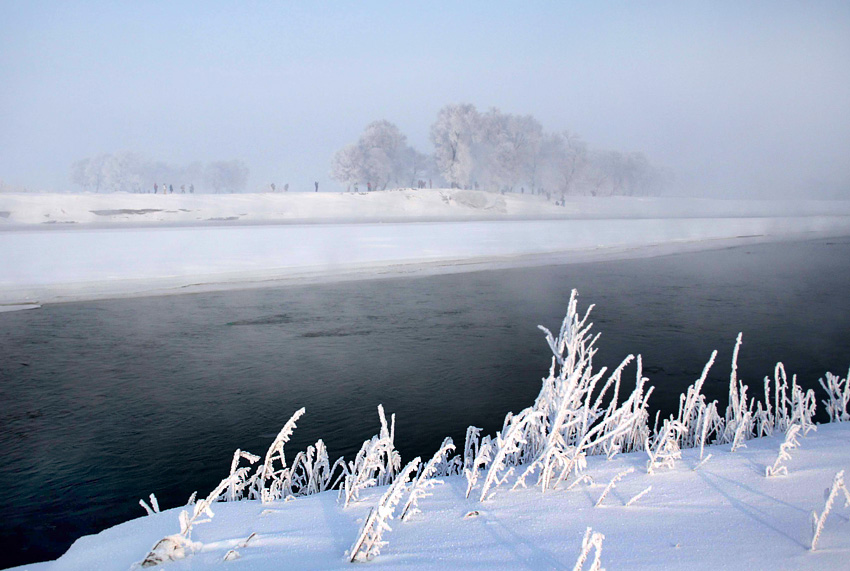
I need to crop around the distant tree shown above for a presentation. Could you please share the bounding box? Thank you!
[203,160,249,193]
[430,103,480,188]
[330,144,366,191]
[69,153,250,193]
[330,120,426,191]
[480,110,543,192]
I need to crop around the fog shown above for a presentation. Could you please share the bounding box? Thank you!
[1,2,848,198]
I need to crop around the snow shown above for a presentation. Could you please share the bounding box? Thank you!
[19,423,850,570]
[2,189,850,307]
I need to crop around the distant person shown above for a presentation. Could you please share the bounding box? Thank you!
[271,183,276,193]
[189,183,194,194]
[354,182,359,192]
[169,184,173,194]
[154,183,158,194]
[367,182,372,192]
[429,179,432,188]
[284,183,289,192]
[315,181,319,192]
[180,184,185,194]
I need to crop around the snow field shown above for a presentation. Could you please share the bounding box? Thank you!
[34,424,850,570]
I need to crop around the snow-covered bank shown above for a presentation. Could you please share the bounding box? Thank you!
[2,191,850,307]
[26,424,850,570]
[2,190,850,226]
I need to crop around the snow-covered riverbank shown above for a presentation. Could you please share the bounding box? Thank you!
[25,422,850,570]
[3,190,850,307]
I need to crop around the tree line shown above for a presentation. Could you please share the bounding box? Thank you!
[70,153,249,194]
[332,103,672,198]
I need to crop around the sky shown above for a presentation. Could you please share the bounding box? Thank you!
[1,0,849,197]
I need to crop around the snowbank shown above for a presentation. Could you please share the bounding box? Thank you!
[2,190,850,307]
[2,189,850,226]
[23,423,850,570]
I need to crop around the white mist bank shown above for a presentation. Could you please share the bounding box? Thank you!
[2,190,850,307]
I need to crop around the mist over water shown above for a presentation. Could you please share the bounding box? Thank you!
[1,238,849,568]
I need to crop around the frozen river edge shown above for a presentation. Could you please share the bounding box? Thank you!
[3,214,850,308]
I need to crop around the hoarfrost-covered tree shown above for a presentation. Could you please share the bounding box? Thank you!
[330,144,366,191]
[70,153,244,193]
[204,159,249,193]
[330,120,427,190]
[430,103,480,188]
[477,110,544,192]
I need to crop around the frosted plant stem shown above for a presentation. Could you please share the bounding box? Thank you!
[692,454,712,471]
[811,470,850,550]
[595,467,634,507]
[572,527,605,571]
[625,486,652,507]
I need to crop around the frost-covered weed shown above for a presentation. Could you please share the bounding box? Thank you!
[340,405,401,507]
[464,436,493,499]
[765,424,802,477]
[347,457,420,562]
[480,407,542,501]
[819,369,850,422]
[595,467,634,507]
[223,449,260,502]
[572,527,605,571]
[811,470,850,550]
[139,493,160,516]
[251,407,306,503]
[289,439,346,497]
[625,485,651,507]
[140,469,246,567]
[400,437,455,522]
[645,419,683,474]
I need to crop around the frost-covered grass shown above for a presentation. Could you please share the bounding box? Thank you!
[22,290,850,570]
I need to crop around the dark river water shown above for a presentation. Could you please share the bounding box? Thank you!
[1,237,849,569]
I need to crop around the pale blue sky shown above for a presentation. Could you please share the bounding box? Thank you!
[1,1,849,196]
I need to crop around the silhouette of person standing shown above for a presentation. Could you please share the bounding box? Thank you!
[314,181,319,192]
